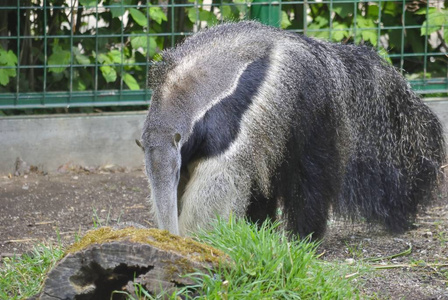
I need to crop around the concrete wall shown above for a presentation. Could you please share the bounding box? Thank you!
[1,102,448,175]
[427,101,448,131]
[0,112,147,174]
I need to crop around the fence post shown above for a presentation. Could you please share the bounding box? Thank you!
[250,0,280,28]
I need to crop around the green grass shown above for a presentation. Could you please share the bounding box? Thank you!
[345,241,366,260]
[0,218,364,300]
[124,218,364,299]
[0,243,65,299]
[186,217,362,299]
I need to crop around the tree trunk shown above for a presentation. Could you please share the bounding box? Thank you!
[30,226,225,300]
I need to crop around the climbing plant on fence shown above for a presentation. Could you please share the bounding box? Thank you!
[0,0,446,112]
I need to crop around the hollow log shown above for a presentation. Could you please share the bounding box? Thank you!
[31,227,225,300]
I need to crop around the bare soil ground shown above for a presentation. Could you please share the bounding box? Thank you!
[0,168,447,299]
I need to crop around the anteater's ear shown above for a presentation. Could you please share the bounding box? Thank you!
[173,133,181,148]
[135,139,144,151]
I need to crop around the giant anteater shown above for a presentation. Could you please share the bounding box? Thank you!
[139,21,445,238]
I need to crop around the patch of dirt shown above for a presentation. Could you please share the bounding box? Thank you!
[0,170,447,299]
[0,169,153,255]
[321,203,448,299]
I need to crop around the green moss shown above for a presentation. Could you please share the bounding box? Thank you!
[162,258,198,280]
[65,227,226,264]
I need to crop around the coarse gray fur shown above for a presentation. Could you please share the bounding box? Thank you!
[141,21,445,238]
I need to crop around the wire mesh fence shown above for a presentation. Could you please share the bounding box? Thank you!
[0,0,447,110]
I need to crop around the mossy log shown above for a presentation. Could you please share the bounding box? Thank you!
[31,227,225,300]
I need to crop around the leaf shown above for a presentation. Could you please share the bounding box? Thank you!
[129,8,147,26]
[308,25,330,39]
[97,53,112,64]
[307,16,330,39]
[333,2,353,18]
[382,1,398,16]
[130,36,146,48]
[6,50,17,65]
[74,69,92,91]
[0,69,10,86]
[0,51,9,65]
[100,65,117,82]
[110,7,124,18]
[420,21,437,35]
[233,0,249,14]
[73,77,87,91]
[48,45,71,73]
[108,50,123,64]
[199,10,217,26]
[430,10,448,26]
[357,16,378,46]
[122,73,140,90]
[75,54,90,65]
[281,11,291,29]
[331,22,349,42]
[79,0,97,7]
[367,4,380,19]
[356,16,375,29]
[0,48,17,68]
[420,10,448,36]
[8,68,15,77]
[71,47,90,65]
[109,0,132,18]
[187,7,199,23]
[220,5,233,20]
[124,56,136,65]
[130,35,157,56]
[315,15,329,27]
[415,7,437,15]
[361,31,378,45]
[0,47,18,85]
[2,67,15,77]
[187,8,217,25]
[149,7,167,24]
[0,50,7,65]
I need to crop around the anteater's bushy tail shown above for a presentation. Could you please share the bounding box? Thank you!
[333,47,446,232]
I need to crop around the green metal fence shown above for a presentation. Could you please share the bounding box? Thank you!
[0,0,447,110]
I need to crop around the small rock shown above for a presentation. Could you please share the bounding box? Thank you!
[423,231,432,238]
[345,258,355,264]
[14,157,30,176]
